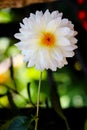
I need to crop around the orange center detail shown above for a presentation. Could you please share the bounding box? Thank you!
[41,32,55,47]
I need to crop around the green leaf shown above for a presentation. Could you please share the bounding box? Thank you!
[4,116,34,130]
[7,116,29,130]
[0,115,35,130]
[47,70,70,130]
[84,119,87,130]
[27,82,35,107]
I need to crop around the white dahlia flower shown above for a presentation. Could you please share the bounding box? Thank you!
[14,9,78,71]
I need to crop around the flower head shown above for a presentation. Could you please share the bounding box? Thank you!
[14,9,78,71]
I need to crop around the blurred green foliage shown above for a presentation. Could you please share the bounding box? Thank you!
[0,9,12,23]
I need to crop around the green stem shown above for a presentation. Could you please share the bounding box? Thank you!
[64,118,70,130]
[35,71,42,130]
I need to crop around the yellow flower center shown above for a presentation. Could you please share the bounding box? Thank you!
[41,32,55,47]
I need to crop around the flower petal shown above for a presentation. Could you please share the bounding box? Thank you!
[58,37,71,46]
[57,27,70,36]
[46,17,61,32]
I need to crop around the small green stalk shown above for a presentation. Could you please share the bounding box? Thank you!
[35,71,42,130]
